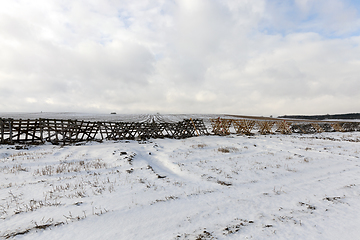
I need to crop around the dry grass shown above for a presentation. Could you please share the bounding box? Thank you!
[217,147,239,153]
[191,144,207,148]
[0,164,28,174]
[33,159,107,176]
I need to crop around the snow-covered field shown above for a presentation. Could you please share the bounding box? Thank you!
[0,112,218,123]
[1,132,360,239]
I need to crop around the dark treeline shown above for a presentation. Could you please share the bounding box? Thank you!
[278,113,360,120]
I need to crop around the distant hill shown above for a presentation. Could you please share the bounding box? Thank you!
[278,113,360,120]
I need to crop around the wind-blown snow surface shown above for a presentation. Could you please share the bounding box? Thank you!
[1,133,360,239]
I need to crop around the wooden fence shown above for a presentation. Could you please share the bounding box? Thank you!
[0,118,208,145]
[1,116,359,145]
[210,118,360,135]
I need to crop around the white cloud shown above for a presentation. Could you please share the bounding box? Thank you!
[0,0,359,115]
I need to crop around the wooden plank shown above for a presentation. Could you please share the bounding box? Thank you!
[341,122,358,132]
[210,118,232,135]
[9,119,13,144]
[40,119,44,143]
[233,119,256,135]
[275,121,292,134]
[319,123,332,132]
[311,123,324,133]
[190,118,199,136]
[46,119,51,142]
[330,123,344,132]
[16,119,21,141]
[97,122,106,140]
[193,119,208,135]
[88,122,98,141]
[26,119,29,141]
[162,122,175,138]
[0,119,4,144]
[257,121,275,134]
[67,120,72,143]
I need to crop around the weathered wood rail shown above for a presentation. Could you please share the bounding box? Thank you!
[210,118,360,136]
[0,118,208,145]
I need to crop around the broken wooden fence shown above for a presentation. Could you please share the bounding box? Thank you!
[210,118,360,135]
[0,118,208,145]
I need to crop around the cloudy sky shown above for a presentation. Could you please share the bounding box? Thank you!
[1,0,360,116]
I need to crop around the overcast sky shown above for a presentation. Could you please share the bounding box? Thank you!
[1,0,360,116]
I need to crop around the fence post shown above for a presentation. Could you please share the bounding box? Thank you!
[9,119,13,144]
[190,118,199,136]
[39,118,44,143]
[0,118,3,144]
